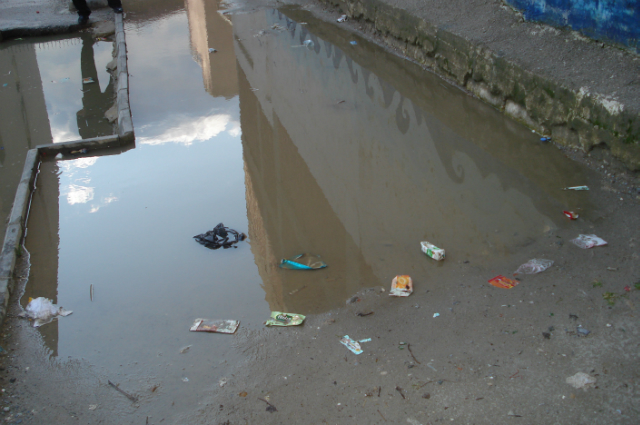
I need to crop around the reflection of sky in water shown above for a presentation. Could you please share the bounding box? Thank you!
[49,11,259,378]
[36,39,113,143]
[126,13,241,142]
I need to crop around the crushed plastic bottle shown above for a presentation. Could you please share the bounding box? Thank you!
[514,259,554,275]
[571,234,607,249]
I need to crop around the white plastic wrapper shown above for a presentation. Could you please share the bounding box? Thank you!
[514,259,554,275]
[571,234,607,249]
[19,297,73,327]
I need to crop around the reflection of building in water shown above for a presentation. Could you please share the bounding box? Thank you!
[232,9,589,311]
[240,66,380,313]
[23,160,61,357]
[0,43,53,238]
[185,0,238,99]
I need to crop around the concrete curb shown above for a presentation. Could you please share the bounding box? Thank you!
[0,150,39,321]
[320,0,640,170]
[114,13,134,143]
[0,13,134,327]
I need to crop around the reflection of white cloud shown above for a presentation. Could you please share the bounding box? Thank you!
[66,184,94,205]
[89,195,118,213]
[227,120,241,137]
[60,156,98,172]
[139,114,233,146]
[51,125,78,144]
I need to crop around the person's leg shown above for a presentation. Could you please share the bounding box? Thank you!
[107,0,123,12]
[72,0,91,18]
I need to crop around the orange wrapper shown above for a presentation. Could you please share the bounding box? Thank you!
[390,275,413,296]
[488,275,519,289]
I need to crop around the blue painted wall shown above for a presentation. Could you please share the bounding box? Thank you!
[505,0,639,53]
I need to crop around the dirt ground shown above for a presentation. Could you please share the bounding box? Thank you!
[0,1,639,424]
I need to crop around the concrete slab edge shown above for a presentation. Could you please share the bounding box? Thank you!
[0,149,38,325]
[321,0,640,170]
[114,13,134,144]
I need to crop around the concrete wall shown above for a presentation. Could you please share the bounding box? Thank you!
[504,0,640,53]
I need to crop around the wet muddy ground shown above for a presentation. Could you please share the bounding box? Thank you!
[0,1,639,424]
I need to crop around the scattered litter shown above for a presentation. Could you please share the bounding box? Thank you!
[18,297,73,327]
[265,311,305,327]
[258,397,277,413]
[565,372,596,389]
[190,319,239,334]
[303,39,314,49]
[279,253,326,270]
[507,411,522,417]
[563,210,579,220]
[426,363,437,372]
[70,148,88,155]
[420,241,445,261]
[359,338,372,343]
[346,295,361,304]
[624,285,631,292]
[576,326,590,337]
[250,88,259,91]
[108,380,138,402]
[89,404,98,410]
[350,41,357,45]
[514,259,554,275]
[271,24,285,30]
[571,234,607,249]
[433,313,440,318]
[607,267,617,271]
[239,391,247,397]
[488,275,519,289]
[208,48,217,53]
[562,186,589,191]
[337,15,347,22]
[194,223,246,250]
[340,335,363,355]
[182,377,189,382]
[179,345,192,354]
[540,137,551,142]
[82,77,95,84]
[219,378,227,387]
[389,275,413,296]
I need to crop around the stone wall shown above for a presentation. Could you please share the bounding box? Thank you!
[318,0,640,170]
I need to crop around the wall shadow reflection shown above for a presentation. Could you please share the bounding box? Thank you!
[232,8,591,312]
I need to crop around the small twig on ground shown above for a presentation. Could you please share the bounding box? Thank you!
[377,409,387,421]
[509,370,520,379]
[417,380,434,389]
[108,380,138,403]
[407,344,421,364]
[258,397,277,413]
[395,386,405,399]
[378,386,381,397]
[356,311,374,317]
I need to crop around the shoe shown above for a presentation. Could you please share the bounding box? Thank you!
[78,15,89,25]
[113,7,123,13]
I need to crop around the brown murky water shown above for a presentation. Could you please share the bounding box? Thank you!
[6,2,601,422]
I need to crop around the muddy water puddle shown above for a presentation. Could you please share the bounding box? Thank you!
[11,3,601,423]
